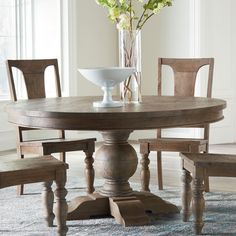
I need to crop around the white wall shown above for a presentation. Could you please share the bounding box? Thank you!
[199,0,236,143]
[74,1,118,96]
[142,0,192,96]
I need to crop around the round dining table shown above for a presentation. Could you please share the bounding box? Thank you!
[6,95,226,226]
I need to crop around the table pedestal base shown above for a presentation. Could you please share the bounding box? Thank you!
[67,131,179,226]
[67,191,179,226]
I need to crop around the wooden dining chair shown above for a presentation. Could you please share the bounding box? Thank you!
[6,59,96,195]
[180,152,236,234]
[0,155,68,236]
[139,58,214,192]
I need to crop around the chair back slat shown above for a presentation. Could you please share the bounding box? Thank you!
[174,71,197,96]
[24,73,46,99]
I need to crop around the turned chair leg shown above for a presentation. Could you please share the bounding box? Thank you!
[140,152,150,192]
[203,169,210,192]
[203,145,210,193]
[42,181,55,227]
[59,152,66,163]
[54,171,68,236]
[17,184,24,195]
[84,150,95,194]
[17,153,24,195]
[192,177,205,235]
[181,169,192,222]
[157,151,163,190]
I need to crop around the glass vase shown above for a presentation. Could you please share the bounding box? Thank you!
[119,30,142,103]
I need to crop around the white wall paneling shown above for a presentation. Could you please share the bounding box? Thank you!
[199,0,235,144]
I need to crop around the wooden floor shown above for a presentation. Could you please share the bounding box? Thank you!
[1,142,236,192]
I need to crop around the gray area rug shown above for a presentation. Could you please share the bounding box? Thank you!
[0,178,236,236]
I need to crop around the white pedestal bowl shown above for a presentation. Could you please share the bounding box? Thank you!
[78,67,136,107]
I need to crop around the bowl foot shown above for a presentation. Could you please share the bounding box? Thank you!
[93,101,123,108]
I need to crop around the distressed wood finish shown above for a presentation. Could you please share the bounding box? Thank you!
[139,58,214,191]
[181,169,192,222]
[180,152,236,234]
[5,95,226,227]
[140,151,150,192]
[67,130,179,225]
[0,155,68,236]
[109,196,149,226]
[6,59,96,195]
[66,190,179,226]
[6,96,225,130]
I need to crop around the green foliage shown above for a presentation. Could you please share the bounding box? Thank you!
[95,0,173,30]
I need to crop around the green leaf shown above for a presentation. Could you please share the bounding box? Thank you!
[95,0,173,30]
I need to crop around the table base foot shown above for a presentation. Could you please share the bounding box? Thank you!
[67,191,179,226]
[134,191,180,214]
[67,193,110,220]
[109,196,149,226]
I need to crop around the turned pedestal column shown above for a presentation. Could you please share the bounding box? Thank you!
[95,130,137,197]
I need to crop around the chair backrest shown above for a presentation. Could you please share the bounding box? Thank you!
[157,58,214,143]
[6,59,61,101]
[157,58,214,98]
[6,59,64,139]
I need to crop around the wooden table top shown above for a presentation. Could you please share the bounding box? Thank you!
[6,96,226,131]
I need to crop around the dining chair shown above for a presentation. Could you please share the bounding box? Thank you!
[180,152,236,234]
[6,59,96,195]
[0,155,68,236]
[139,58,214,192]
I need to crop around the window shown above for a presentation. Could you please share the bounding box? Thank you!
[0,0,63,100]
[0,0,16,99]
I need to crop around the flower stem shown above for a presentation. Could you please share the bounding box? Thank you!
[139,12,155,30]
[136,8,146,30]
[136,0,153,30]
[129,0,132,30]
